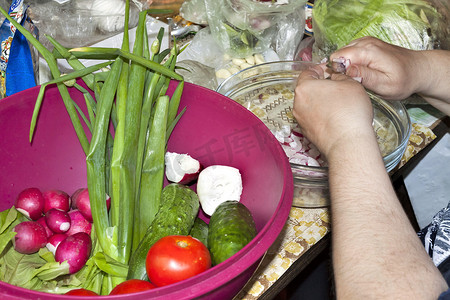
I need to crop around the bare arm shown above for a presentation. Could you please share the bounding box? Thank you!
[293,66,448,299]
[328,129,447,299]
[331,37,450,115]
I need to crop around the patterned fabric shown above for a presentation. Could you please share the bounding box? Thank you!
[0,0,37,98]
[418,201,450,285]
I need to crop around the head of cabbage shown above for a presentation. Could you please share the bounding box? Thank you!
[312,0,449,61]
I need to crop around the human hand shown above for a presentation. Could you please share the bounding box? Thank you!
[330,36,423,100]
[293,65,375,158]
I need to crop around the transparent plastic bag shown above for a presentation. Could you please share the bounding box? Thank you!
[204,0,306,59]
[179,0,208,25]
[25,0,140,49]
[312,0,449,62]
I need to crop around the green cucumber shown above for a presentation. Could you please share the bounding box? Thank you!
[127,183,200,280]
[207,200,257,266]
[189,217,209,248]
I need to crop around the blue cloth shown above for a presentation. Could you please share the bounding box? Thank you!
[0,0,36,97]
[5,26,36,96]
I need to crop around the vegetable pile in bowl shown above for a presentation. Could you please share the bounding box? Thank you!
[0,2,293,299]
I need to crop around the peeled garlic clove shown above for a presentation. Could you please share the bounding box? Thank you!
[232,58,246,66]
[196,165,243,216]
[216,68,232,79]
[254,53,265,65]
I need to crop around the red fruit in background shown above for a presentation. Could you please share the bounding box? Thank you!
[109,279,155,295]
[65,288,98,296]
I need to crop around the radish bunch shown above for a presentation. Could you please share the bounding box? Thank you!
[12,187,109,274]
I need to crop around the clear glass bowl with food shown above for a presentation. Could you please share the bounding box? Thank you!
[216,60,412,208]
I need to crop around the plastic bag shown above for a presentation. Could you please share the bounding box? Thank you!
[179,0,208,25]
[176,27,279,90]
[311,0,449,62]
[25,0,140,50]
[203,0,306,59]
[175,59,217,90]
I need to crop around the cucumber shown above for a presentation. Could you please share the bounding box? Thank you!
[127,183,200,280]
[189,217,209,248]
[207,200,257,266]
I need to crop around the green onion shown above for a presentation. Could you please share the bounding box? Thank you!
[86,56,122,260]
[137,95,170,239]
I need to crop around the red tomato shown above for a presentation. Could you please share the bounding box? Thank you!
[146,235,211,287]
[65,288,98,296]
[109,279,155,295]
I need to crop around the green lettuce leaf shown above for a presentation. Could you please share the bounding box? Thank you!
[0,245,47,289]
[312,0,445,58]
[92,251,128,277]
[33,261,70,281]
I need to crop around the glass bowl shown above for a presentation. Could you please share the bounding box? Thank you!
[216,60,412,207]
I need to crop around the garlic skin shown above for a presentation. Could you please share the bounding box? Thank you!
[196,165,243,216]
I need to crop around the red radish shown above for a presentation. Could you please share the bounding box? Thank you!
[72,188,111,223]
[12,221,47,254]
[66,209,92,236]
[36,216,53,238]
[46,233,67,255]
[43,190,71,212]
[196,165,243,216]
[70,188,84,209]
[165,152,202,185]
[55,232,92,274]
[45,208,71,234]
[14,187,45,220]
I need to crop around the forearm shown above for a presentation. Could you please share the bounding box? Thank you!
[415,50,450,115]
[327,133,447,299]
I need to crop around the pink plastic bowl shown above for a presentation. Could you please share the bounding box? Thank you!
[0,81,293,299]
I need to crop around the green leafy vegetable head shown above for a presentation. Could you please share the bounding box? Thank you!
[312,0,447,60]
